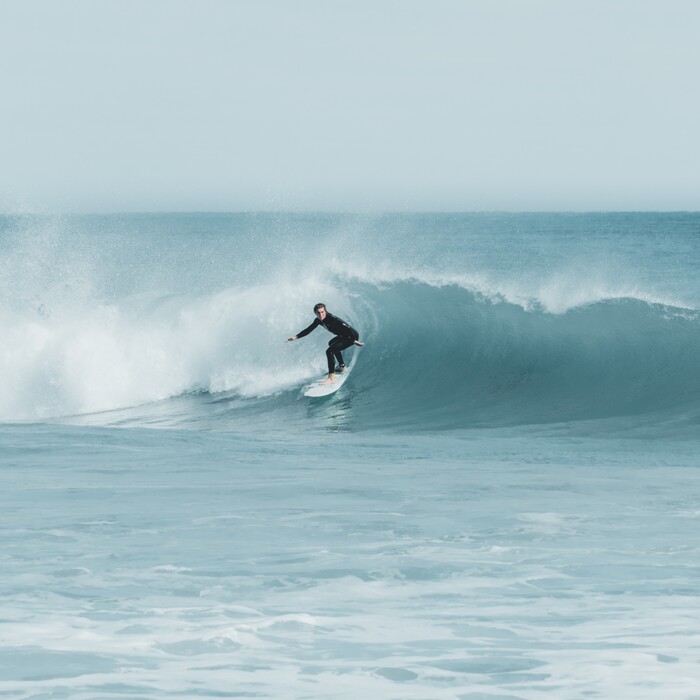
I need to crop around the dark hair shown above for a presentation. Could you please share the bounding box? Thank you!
[313,303,326,313]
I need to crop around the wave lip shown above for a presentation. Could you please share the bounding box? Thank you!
[327,259,692,316]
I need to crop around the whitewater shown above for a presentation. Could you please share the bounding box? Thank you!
[1,212,700,698]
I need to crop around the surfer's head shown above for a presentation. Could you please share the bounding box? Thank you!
[313,303,327,320]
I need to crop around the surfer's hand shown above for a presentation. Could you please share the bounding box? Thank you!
[287,336,297,342]
[354,340,364,346]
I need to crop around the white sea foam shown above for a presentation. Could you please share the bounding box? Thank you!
[2,434,699,699]
[0,279,348,420]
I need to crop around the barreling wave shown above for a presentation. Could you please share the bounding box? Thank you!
[3,269,700,435]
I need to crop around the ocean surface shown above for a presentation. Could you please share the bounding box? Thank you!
[1,212,699,699]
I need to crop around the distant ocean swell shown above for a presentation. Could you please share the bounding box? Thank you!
[2,272,700,431]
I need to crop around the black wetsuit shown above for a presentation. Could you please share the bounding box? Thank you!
[296,312,359,374]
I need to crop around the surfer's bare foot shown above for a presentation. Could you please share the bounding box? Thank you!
[320,375,335,385]
[354,340,364,346]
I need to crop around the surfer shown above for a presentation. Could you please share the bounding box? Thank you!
[287,303,364,384]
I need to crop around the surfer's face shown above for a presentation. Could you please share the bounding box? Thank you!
[315,307,327,320]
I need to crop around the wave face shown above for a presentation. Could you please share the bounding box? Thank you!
[352,281,700,430]
[2,212,700,434]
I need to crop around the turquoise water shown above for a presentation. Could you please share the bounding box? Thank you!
[1,213,700,698]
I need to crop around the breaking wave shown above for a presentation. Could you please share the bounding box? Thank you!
[2,212,700,434]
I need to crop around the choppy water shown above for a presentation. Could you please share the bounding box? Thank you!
[1,212,699,698]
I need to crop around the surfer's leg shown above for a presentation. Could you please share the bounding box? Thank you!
[327,337,353,370]
[321,345,337,384]
[325,342,338,374]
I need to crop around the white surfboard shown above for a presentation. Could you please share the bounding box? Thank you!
[303,366,353,398]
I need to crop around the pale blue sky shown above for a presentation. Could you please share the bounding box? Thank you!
[1,0,699,212]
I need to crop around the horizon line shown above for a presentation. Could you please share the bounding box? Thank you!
[3,209,700,217]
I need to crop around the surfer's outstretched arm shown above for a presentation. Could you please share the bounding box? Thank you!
[289,318,320,343]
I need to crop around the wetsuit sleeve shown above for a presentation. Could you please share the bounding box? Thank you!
[295,318,321,338]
